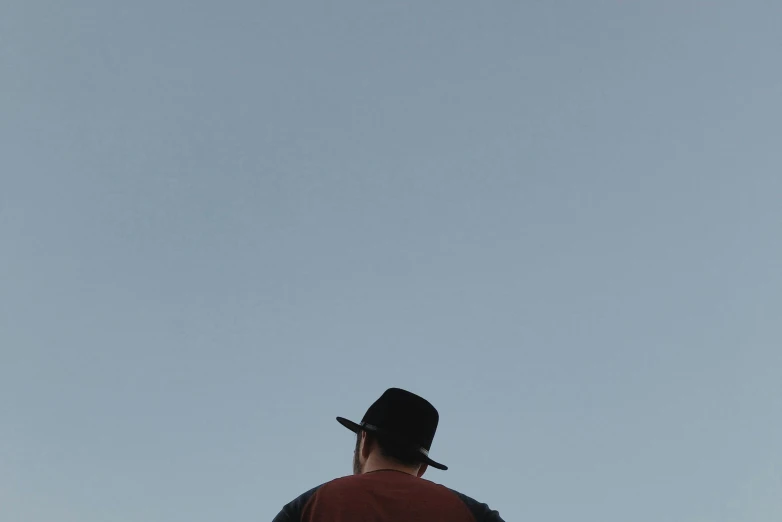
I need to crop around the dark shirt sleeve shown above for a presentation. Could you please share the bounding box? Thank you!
[272,485,321,522]
[451,490,506,522]
[271,508,291,522]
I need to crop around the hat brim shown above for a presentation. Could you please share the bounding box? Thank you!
[336,416,448,471]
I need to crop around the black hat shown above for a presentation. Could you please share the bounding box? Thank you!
[336,388,448,471]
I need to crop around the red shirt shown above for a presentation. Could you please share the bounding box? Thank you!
[273,470,504,522]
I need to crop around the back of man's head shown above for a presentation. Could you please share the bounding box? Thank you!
[373,432,422,467]
[353,430,425,476]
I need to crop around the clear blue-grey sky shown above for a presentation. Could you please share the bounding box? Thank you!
[2,2,781,521]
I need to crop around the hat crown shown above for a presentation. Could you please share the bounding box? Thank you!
[361,388,439,450]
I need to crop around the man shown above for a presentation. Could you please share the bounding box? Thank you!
[272,388,505,522]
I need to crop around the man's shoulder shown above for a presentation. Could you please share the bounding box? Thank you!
[272,476,361,522]
[447,488,506,522]
[271,483,325,522]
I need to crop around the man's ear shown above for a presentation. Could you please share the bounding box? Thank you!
[416,463,428,478]
[360,431,373,459]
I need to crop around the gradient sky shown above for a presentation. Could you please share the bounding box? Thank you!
[2,2,781,522]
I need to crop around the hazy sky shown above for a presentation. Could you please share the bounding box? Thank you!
[2,2,781,522]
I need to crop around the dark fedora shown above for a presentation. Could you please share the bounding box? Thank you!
[336,388,448,471]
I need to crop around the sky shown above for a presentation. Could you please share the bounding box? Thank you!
[1,1,781,521]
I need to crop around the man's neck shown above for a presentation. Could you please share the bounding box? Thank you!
[362,455,420,476]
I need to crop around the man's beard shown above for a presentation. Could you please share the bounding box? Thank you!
[352,433,362,475]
